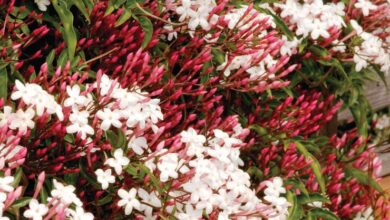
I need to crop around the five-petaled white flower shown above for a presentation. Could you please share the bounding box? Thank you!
[8,108,35,134]
[355,0,377,16]
[95,169,115,190]
[117,188,141,215]
[66,109,94,140]
[64,85,88,108]
[105,149,130,175]
[180,128,206,157]
[51,179,82,207]
[157,153,179,182]
[23,199,48,220]
[96,108,122,131]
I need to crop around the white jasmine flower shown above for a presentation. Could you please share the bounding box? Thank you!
[11,80,36,104]
[23,199,48,220]
[180,128,206,157]
[0,106,12,127]
[263,177,286,197]
[163,23,177,41]
[105,149,130,175]
[95,169,115,190]
[138,188,161,216]
[8,108,35,133]
[128,136,148,155]
[67,206,94,220]
[66,109,94,140]
[175,204,203,220]
[64,85,88,108]
[117,188,141,215]
[213,129,242,148]
[157,153,179,182]
[34,0,50,11]
[0,176,14,192]
[355,0,377,16]
[176,0,195,22]
[51,179,82,207]
[96,108,122,131]
[354,207,374,220]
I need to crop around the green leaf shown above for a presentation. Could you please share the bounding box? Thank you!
[125,164,138,177]
[79,163,100,188]
[64,173,78,185]
[115,8,132,27]
[106,129,126,149]
[285,179,310,196]
[295,141,326,193]
[249,125,268,136]
[255,7,294,40]
[11,168,23,188]
[344,166,383,193]
[93,195,113,206]
[138,16,153,49]
[298,193,330,205]
[11,197,32,209]
[308,208,340,220]
[0,67,8,101]
[139,163,162,193]
[64,134,75,143]
[39,186,48,203]
[247,166,263,181]
[69,0,90,22]
[309,45,329,58]
[211,48,225,65]
[117,129,126,150]
[287,191,303,220]
[52,0,78,61]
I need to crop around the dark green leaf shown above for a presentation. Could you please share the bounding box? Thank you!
[94,195,113,206]
[69,0,90,22]
[308,208,340,220]
[52,0,78,61]
[115,8,132,27]
[298,193,330,205]
[11,168,23,188]
[255,7,294,40]
[287,191,303,220]
[295,141,326,193]
[138,16,153,49]
[0,67,8,101]
[344,166,383,193]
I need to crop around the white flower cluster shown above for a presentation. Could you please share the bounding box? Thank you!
[175,0,219,30]
[216,5,298,80]
[7,80,64,134]
[65,74,163,140]
[224,5,275,31]
[276,0,345,40]
[22,180,93,220]
[262,177,290,219]
[350,20,390,72]
[124,127,290,219]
